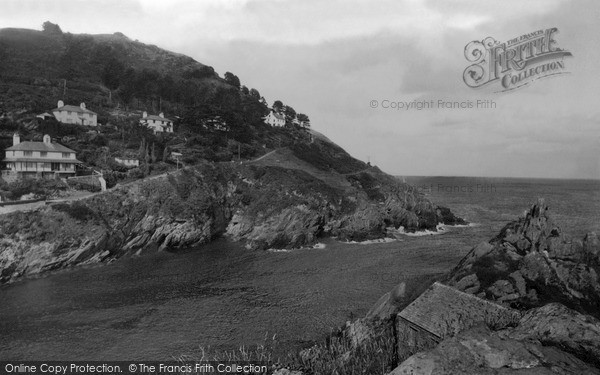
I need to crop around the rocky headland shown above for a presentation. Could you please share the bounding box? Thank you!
[292,199,600,374]
[0,135,464,284]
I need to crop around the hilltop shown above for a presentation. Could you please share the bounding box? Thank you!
[0,23,223,113]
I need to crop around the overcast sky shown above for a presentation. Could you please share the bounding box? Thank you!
[2,0,599,179]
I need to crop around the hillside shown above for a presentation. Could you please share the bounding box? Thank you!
[0,24,223,114]
[0,23,315,193]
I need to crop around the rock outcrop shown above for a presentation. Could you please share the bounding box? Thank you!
[445,199,600,318]
[0,150,463,283]
[391,324,600,374]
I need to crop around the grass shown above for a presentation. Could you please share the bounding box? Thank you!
[179,324,398,375]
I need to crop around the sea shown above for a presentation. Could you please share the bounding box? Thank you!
[0,177,599,360]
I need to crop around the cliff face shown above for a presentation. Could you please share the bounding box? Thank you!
[0,142,463,283]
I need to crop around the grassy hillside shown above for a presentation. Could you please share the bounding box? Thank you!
[0,25,225,114]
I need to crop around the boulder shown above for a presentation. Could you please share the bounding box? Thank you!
[389,324,599,374]
[502,303,600,368]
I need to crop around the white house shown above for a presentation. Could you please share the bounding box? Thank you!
[51,100,98,126]
[114,157,140,168]
[2,134,80,181]
[140,112,173,134]
[263,111,285,127]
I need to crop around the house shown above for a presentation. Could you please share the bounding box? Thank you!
[396,282,520,361]
[2,134,81,182]
[114,157,140,168]
[51,100,98,126]
[140,112,173,134]
[263,111,285,127]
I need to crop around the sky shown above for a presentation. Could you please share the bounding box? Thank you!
[1,0,599,179]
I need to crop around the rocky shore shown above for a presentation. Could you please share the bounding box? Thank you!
[291,199,600,374]
[0,141,464,284]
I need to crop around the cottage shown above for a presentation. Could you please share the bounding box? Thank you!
[396,282,520,361]
[140,112,173,134]
[2,134,81,181]
[114,157,140,168]
[263,111,285,127]
[51,100,98,126]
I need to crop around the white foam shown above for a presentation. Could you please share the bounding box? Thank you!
[267,242,327,252]
[341,237,398,245]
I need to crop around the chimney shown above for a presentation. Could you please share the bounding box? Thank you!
[43,134,51,144]
[159,112,164,118]
[80,102,86,110]
[143,111,148,118]
[57,100,64,108]
[12,133,20,146]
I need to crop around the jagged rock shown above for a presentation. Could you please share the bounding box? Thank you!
[456,274,480,294]
[508,271,527,296]
[487,280,515,299]
[273,369,303,375]
[273,368,304,375]
[390,325,599,374]
[515,238,531,252]
[445,198,600,317]
[584,232,600,260]
[501,303,600,368]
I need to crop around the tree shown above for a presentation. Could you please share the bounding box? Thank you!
[224,72,240,88]
[249,88,260,99]
[240,85,249,95]
[283,105,296,123]
[102,58,125,90]
[297,113,311,127]
[151,142,157,164]
[42,21,63,34]
[273,100,283,113]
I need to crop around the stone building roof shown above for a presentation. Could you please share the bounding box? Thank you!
[6,141,75,153]
[398,282,518,339]
[53,104,97,115]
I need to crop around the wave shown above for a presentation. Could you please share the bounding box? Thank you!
[267,242,327,252]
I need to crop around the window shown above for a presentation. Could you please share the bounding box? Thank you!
[51,163,60,171]
[24,151,33,157]
[40,152,47,157]
[62,153,70,158]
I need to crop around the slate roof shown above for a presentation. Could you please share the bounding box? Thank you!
[53,105,97,115]
[6,141,75,153]
[398,282,517,338]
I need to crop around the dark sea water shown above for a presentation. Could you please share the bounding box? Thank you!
[0,177,599,360]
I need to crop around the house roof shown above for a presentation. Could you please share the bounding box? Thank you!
[6,141,76,153]
[53,105,97,115]
[271,112,285,120]
[398,282,517,338]
[2,157,82,164]
[142,114,173,123]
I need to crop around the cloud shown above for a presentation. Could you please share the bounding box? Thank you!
[0,0,597,178]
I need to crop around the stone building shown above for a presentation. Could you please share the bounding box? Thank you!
[396,282,520,360]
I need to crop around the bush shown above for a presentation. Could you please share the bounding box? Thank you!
[2,178,68,200]
[51,202,96,221]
